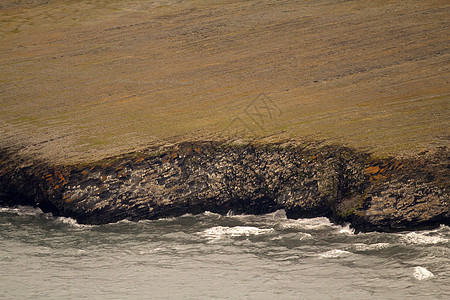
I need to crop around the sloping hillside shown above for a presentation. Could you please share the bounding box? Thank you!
[1,0,448,163]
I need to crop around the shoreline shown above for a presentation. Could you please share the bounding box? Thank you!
[1,141,448,233]
[1,0,449,234]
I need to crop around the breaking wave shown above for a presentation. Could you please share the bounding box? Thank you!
[413,266,434,280]
[401,232,448,245]
[200,226,274,240]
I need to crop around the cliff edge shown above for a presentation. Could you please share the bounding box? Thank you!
[1,141,448,232]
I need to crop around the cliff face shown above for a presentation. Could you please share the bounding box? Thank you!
[0,142,448,232]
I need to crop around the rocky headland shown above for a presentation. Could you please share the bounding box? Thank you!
[1,1,449,232]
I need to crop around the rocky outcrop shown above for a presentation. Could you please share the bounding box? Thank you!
[0,141,448,232]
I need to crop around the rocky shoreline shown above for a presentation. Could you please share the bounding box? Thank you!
[0,141,448,233]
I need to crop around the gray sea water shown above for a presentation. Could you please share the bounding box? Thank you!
[1,206,449,299]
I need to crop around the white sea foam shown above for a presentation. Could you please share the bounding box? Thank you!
[438,224,450,231]
[226,210,236,217]
[299,233,313,240]
[76,249,87,256]
[269,232,313,242]
[279,217,334,230]
[318,249,352,259]
[353,243,390,251]
[0,206,44,216]
[201,226,274,239]
[339,224,355,235]
[203,211,221,217]
[401,232,448,245]
[413,266,434,280]
[55,217,91,229]
[116,219,134,224]
[266,209,287,220]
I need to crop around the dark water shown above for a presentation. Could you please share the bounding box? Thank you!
[1,206,449,299]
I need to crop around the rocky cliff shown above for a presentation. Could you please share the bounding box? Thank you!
[0,141,448,232]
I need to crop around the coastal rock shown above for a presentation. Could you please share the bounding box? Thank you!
[0,142,448,232]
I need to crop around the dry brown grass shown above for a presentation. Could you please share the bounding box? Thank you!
[1,0,449,163]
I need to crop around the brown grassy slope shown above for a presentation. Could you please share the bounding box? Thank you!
[0,0,449,163]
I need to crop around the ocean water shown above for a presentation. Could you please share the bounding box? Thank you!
[1,206,449,299]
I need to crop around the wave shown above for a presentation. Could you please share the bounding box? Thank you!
[352,243,390,252]
[277,217,357,235]
[413,266,434,280]
[264,209,288,220]
[318,249,352,259]
[54,216,92,229]
[338,224,355,235]
[438,224,450,230]
[0,206,45,216]
[277,217,335,230]
[200,226,274,240]
[401,232,448,245]
[0,205,93,229]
